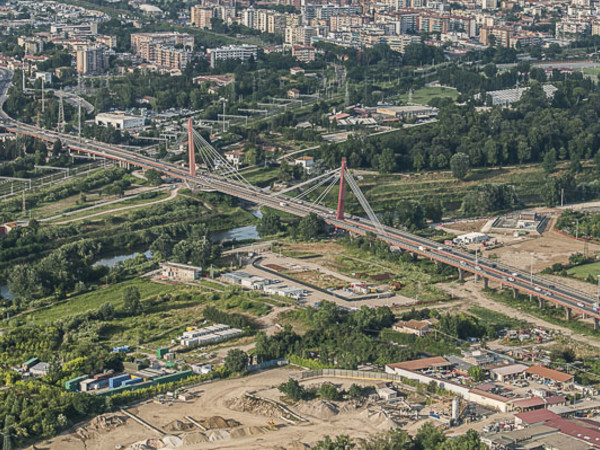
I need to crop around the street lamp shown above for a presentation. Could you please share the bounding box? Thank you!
[530,252,534,301]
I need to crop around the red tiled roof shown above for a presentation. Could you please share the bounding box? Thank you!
[525,365,574,383]
[515,409,560,424]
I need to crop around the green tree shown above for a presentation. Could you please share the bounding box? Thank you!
[313,435,355,450]
[122,286,142,315]
[278,378,306,401]
[257,210,282,236]
[318,383,339,400]
[145,169,163,186]
[224,349,249,373]
[468,366,486,382]
[542,148,557,174]
[297,213,324,240]
[450,152,470,180]
[378,148,397,174]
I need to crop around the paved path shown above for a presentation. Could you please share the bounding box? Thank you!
[46,186,178,225]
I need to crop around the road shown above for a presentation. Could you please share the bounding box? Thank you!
[1,69,600,323]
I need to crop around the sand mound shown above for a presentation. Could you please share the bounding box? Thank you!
[207,429,231,441]
[77,413,127,440]
[182,432,209,445]
[294,400,338,420]
[226,396,282,417]
[229,426,269,438]
[165,420,194,432]
[360,409,397,431]
[200,416,240,429]
[162,435,183,448]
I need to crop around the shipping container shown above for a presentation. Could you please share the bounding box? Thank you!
[108,374,131,389]
[65,375,88,392]
[122,377,143,386]
[152,370,193,386]
[157,347,169,359]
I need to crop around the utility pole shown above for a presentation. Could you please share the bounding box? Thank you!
[561,188,564,207]
[58,95,65,133]
[77,74,82,140]
[530,252,534,300]
[41,77,45,113]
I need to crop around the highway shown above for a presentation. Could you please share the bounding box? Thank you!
[1,69,600,324]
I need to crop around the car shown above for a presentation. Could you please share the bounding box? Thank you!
[508,277,515,282]
[476,266,482,271]
[545,291,552,296]
[534,287,541,292]
[437,246,444,250]
[577,302,585,308]
[511,272,518,277]
[460,261,466,266]
[490,263,497,268]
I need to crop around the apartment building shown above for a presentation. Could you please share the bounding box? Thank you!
[208,44,258,68]
[479,25,512,46]
[191,6,213,29]
[130,32,194,54]
[292,45,316,62]
[76,45,109,74]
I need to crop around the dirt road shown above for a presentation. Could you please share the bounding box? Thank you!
[440,280,600,351]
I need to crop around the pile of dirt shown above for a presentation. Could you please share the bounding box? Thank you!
[226,396,283,418]
[229,426,269,438]
[127,439,164,450]
[165,419,195,432]
[359,409,397,431]
[294,400,338,420]
[182,432,209,445]
[77,413,127,440]
[199,416,240,429]
[207,429,231,441]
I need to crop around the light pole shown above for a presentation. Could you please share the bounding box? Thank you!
[597,275,600,307]
[530,252,534,300]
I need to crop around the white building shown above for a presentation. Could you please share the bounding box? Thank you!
[453,232,488,246]
[208,44,258,68]
[95,112,145,130]
[294,156,315,173]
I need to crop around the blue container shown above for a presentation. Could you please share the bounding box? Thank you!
[122,377,143,386]
[109,374,131,389]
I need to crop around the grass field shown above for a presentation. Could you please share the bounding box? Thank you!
[567,261,600,279]
[583,67,600,77]
[24,279,177,323]
[45,190,171,223]
[399,86,458,105]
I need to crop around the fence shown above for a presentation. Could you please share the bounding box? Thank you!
[248,358,288,372]
[300,369,401,382]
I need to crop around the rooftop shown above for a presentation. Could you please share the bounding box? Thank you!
[525,365,574,383]
[387,356,451,372]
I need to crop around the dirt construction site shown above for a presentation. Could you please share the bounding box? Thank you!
[45,368,409,450]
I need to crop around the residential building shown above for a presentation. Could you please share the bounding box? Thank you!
[191,6,213,29]
[392,319,431,337]
[207,44,258,68]
[76,45,109,74]
[131,32,194,54]
[294,155,315,173]
[160,262,202,281]
[292,45,316,62]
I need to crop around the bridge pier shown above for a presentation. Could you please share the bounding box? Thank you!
[512,288,517,298]
[565,307,572,322]
[538,297,545,309]
[483,278,488,289]
[595,317,599,331]
[458,268,464,281]
[582,312,587,320]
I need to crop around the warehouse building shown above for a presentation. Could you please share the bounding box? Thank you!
[95,112,145,130]
[161,262,202,281]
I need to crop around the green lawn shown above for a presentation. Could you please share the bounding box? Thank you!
[567,261,600,279]
[583,67,600,77]
[24,279,177,324]
[399,86,458,105]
